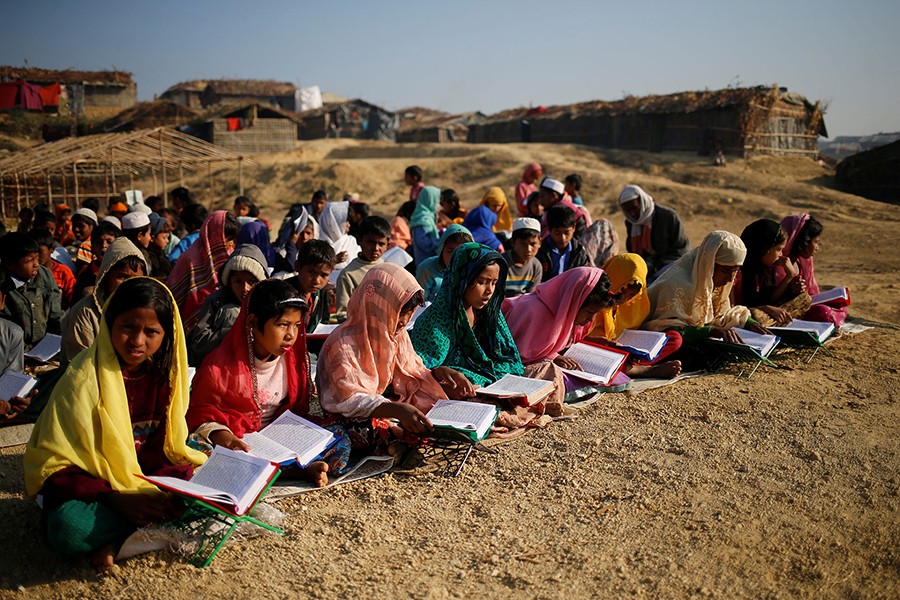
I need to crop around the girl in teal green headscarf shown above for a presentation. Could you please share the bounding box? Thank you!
[409,186,441,265]
[411,242,565,427]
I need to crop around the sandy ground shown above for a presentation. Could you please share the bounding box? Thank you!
[0,141,897,598]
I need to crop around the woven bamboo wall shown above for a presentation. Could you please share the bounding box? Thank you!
[210,119,296,153]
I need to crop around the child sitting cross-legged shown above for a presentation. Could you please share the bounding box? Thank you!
[334,216,390,320]
[188,279,349,487]
[502,218,543,297]
[536,205,591,281]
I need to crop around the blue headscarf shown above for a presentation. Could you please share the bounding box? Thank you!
[236,220,276,268]
[462,205,503,251]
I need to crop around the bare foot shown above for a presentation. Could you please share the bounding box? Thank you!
[302,461,329,488]
[626,360,682,379]
[91,543,116,572]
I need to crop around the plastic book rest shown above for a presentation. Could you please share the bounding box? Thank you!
[171,470,283,567]
[705,339,779,379]
[420,428,497,478]
[769,329,834,364]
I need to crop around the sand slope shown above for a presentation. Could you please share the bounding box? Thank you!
[0,142,897,598]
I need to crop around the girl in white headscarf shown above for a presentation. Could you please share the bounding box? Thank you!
[318,201,360,269]
[646,230,769,345]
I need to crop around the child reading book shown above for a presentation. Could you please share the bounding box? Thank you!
[334,216,390,319]
[317,201,360,269]
[411,243,563,427]
[416,224,474,302]
[478,187,513,233]
[187,279,345,486]
[25,277,206,570]
[186,244,268,366]
[774,213,847,326]
[317,264,445,450]
[502,218,543,297]
[61,238,148,363]
[586,254,683,379]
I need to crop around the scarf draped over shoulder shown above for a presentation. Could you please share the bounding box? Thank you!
[590,253,651,340]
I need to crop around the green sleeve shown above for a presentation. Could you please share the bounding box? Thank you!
[675,326,713,345]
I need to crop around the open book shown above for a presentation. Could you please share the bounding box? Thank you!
[613,330,668,361]
[0,371,37,402]
[426,399,499,442]
[308,323,339,339]
[242,411,339,467]
[25,334,61,362]
[477,374,555,407]
[810,286,850,308]
[769,319,835,344]
[381,246,413,267]
[141,446,279,516]
[559,341,630,386]
[712,328,779,357]
[405,302,430,331]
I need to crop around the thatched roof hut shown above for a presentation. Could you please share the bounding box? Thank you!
[397,110,487,143]
[99,100,199,133]
[200,79,297,111]
[0,66,137,117]
[468,85,827,158]
[159,80,208,109]
[298,99,396,141]
[182,102,300,153]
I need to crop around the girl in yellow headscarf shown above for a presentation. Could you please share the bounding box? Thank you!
[25,277,205,570]
[587,253,684,379]
[480,187,514,233]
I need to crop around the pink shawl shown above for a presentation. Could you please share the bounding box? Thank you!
[515,163,542,216]
[502,267,604,364]
[317,263,445,416]
[166,210,231,329]
[776,213,819,294]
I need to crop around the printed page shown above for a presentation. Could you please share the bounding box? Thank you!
[426,400,496,431]
[310,323,339,336]
[406,302,431,330]
[563,343,626,383]
[381,246,413,267]
[0,372,36,402]
[258,411,336,466]
[191,446,275,513]
[24,334,62,362]
[733,329,778,355]
[242,432,296,464]
[810,287,848,305]
[615,330,667,357]
[478,374,551,398]
[143,475,235,506]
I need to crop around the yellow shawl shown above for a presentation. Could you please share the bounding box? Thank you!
[481,187,513,232]
[25,278,206,499]
[590,253,651,340]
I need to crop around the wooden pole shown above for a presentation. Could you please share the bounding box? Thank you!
[110,147,117,195]
[159,130,168,207]
[208,161,213,205]
[238,157,244,195]
[46,172,52,205]
[73,163,79,205]
[152,169,158,197]
[61,169,67,203]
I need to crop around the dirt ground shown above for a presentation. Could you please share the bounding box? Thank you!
[0,141,897,599]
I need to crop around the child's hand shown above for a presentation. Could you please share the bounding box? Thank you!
[781,257,800,279]
[2,389,36,420]
[746,322,772,336]
[762,306,793,326]
[432,366,476,399]
[387,402,432,434]
[711,327,742,344]
[209,430,251,452]
[553,355,582,371]
[336,251,348,263]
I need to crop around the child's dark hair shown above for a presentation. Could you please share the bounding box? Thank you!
[441,189,460,209]
[580,272,621,309]
[444,231,473,247]
[405,165,423,181]
[792,215,824,257]
[564,173,582,191]
[28,227,56,249]
[34,210,56,228]
[19,207,34,220]
[144,196,164,212]
[358,215,391,239]
[0,232,40,262]
[295,239,337,269]
[104,278,175,378]
[109,255,147,276]
[81,198,101,213]
[400,290,425,315]
[397,200,417,220]
[223,213,241,241]
[547,205,577,230]
[171,186,195,206]
[511,227,540,242]
[247,279,307,329]
[91,221,122,247]
[180,203,208,232]
[234,195,260,218]
[740,219,786,300]
[349,202,370,219]
[311,189,328,202]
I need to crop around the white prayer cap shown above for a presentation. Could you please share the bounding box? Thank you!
[102,216,122,229]
[512,217,541,234]
[540,178,565,195]
[73,208,98,224]
[121,212,151,230]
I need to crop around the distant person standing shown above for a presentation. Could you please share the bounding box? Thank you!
[405,165,425,202]
[515,163,542,217]
[618,184,689,280]
[306,189,328,222]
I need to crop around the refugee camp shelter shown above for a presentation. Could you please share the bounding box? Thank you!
[159,80,207,110]
[298,99,397,141]
[200,80,297,111]
[99,100,199,133]
[0,127,252,218]
[397,109,486,143]
[182,102,300,153]
[468,85,827,157]
[0,66,136,117]
[835,139,900,203]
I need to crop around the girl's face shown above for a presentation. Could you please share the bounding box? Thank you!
[110,307,165,372]
[761,239,787,267]
[799,235,821,259]
[462,263,500,311]
[234,202,250,217]
[396,306,416,333]
[298,225,315,246]
[104,262,145,296]
[251,308,304,359]
[152,231,170,251]
[712,263,741,288]
[440,240,464,266]
[574,302,605,327]
[439,198,453,214]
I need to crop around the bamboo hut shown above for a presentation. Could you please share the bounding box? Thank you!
[181,102,300,153]
[298,99,397,141]
[0,66,136,118]
[0,127,253,218]
[397,110,486,143]
[200,80,297,111]
[159,80,208,109]
[468,85,827,158]
[99,100,199,133]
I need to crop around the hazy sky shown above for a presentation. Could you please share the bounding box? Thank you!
[2,0,898,138]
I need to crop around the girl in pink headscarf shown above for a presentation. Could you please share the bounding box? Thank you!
[515,163,542,217]
[774,213,847,326]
